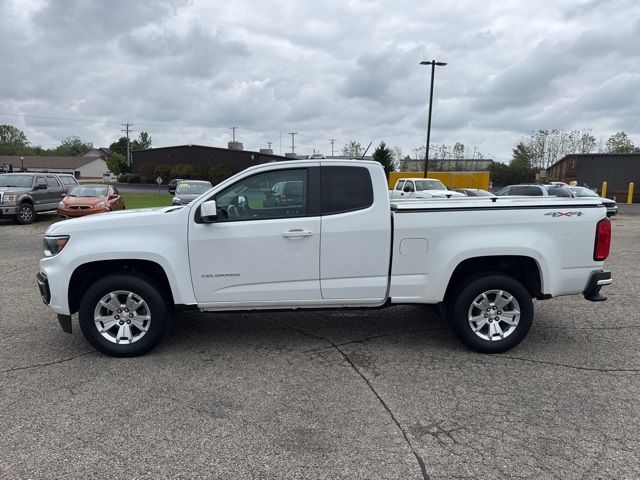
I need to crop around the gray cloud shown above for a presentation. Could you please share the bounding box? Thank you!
[0,0,639,160]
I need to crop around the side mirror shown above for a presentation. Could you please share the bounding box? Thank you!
[403,185,412,193]
[36,183,47,190]
[200,200,218,223]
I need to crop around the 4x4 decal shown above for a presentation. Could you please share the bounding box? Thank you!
[545,211,584,217]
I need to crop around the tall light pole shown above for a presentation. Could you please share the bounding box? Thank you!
[420,60,447,178]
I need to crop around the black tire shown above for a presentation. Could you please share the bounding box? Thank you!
[78,274,169,357]
[447,274,533,353]
[15,203,35,224]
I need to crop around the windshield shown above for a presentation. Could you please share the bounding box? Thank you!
[570,187,599,198]
[0,175,34,188]
[414,179,447,191]
[68,185,108,197]
[176,182,212,194]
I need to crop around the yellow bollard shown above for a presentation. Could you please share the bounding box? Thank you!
[601,181,608,198]
[628,182,635,204]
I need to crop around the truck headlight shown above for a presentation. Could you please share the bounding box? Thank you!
[43,236,70,256]
[58,201,65,209]
[95,201,107,208]
[3,194,18,204]
[172,197,183,205]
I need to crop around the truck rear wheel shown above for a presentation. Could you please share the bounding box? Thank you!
[448,274,533,353]
[78,274,169,357]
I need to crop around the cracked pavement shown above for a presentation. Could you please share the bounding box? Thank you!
[1,212,639,479]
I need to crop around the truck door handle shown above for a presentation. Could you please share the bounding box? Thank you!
[282,229,313,239]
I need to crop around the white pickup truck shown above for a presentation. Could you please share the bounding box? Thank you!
[37,160,612,357]
[389,177,465,199]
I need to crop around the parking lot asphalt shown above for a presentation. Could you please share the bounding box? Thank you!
[0,212,639,479]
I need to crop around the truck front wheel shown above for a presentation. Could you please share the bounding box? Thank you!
[16,203,35,224]
[448,274,533,353]
[78,274,169,357]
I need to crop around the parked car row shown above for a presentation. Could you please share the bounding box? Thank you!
[0,173,79,224]
[495,183,617,217]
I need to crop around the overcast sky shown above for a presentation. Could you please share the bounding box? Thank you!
[1,0,639,161]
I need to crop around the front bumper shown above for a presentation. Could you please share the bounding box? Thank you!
[1,205,18,217]
[58,207,109,218]
[606,205,618,217]
[37,271,73,333]
[583,270,612,302]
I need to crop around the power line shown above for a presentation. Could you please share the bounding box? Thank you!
[0,111,121,125]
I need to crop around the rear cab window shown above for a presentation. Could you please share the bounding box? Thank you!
[510,186,543,196]
[321,166,373,215]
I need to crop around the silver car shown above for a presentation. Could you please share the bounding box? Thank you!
[171,180,213,205]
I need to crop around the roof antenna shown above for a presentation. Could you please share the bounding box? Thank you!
[361,141,373,159]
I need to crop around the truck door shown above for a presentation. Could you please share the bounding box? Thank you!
[31,176,49,210]
[188,165,322,305]
[319,165,391,301]
[45,176,63,208]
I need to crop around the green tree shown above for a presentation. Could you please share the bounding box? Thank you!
[489,143,536,188]
[371,141,395,177]
[106,152,130,175]
[209,164,233,185]
[134,131,152,150]
[341,140,363,158]
[54,136,93,156]
[0,124,29,147]
[109,131,152,157]
[605,131,635,153]
[452,142,465,159]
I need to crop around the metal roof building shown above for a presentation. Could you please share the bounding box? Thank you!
[547,153,640,202]
[131,144,285,175]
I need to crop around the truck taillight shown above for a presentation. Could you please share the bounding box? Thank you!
[594,218,611,261]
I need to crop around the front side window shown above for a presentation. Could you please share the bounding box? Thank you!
[395,180,405,191]
[36,177,47,188]
[321,166,373,215]
[214,169,308,221]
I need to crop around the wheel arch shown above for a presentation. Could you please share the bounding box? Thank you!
[444,255,543,304]
[68,259,175,315]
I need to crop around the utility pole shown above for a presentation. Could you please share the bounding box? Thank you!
[267,141,273,150]
[419,60,447,178]
[288,132,298,155]
[121,122,133,166]
[330,139,335,157]
[229,126,238,142]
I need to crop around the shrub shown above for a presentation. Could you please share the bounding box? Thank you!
[192,165,210,181]
[137,163,157,183]
[118,174,130,183]
[209,164,233,186]
[170,163,195,180]
[153,164,173,184]
[128,174,141,183]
